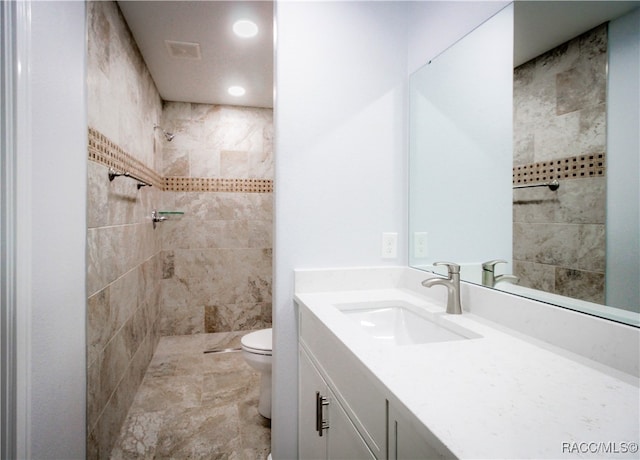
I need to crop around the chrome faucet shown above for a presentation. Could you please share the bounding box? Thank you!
[421,261,462,314]
[481,259,519,287]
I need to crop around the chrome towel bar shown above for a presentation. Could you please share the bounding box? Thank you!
[108,167,152,189]
[513,179,559,191]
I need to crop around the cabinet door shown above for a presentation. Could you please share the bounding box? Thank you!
[300,347,377,460]
[326,386,376,460]
[389,404,449,460]
[299,347,329,460]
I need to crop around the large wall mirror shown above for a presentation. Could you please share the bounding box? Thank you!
[409,1,640,327]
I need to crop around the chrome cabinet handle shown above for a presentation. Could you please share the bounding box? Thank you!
[315,391,329,436]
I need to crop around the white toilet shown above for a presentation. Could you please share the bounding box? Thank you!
[241,328,272,419]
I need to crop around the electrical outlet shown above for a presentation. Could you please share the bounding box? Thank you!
[414,232,428,258]
[382,232,398,259]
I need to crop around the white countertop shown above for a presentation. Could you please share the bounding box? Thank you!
[295,286,640,459]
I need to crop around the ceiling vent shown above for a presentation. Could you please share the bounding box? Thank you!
[164,40,202,60]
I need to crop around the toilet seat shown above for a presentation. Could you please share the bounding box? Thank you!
[241,328,272,356]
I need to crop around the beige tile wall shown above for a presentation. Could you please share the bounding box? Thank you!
[513,24,607,304]
[87,3,274,457]
[160,103,274,335]
[86,2,163,458]
[86,162,163,459]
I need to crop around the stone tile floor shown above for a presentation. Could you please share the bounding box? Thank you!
[111,331,271,459]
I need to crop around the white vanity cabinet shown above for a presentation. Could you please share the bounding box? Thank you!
[299,347,376,460]
[299,302,450,459]
[295,269,640,459]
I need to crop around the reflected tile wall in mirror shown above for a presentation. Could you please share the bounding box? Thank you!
[513,24,607,304]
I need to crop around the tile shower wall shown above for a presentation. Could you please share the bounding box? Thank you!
[513,24,607,304]
[86,2,163,458]
[160,103,274,335]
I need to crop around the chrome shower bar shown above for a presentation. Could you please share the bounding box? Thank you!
[513,179,559,191]
[203,347,242,354]
[108,167,152,189]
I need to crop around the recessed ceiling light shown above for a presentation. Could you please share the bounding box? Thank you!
[233,19,258,38]
[228,86,246,97]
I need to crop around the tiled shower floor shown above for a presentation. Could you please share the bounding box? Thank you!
[110,332,271,459]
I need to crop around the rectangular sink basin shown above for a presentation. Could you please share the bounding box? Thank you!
[335,300,480,345]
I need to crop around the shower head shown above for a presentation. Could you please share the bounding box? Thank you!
[154,125,175,142]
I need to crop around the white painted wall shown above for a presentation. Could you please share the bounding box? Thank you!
[606,7,640,311]
[17,1,87,457]
[273,1,408,457]
[273,2,517,457]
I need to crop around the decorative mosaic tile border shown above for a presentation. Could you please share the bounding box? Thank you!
[513,153,605,186]
[88,127,273,193]
[164,177,273,193]
[88,127,163,188]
